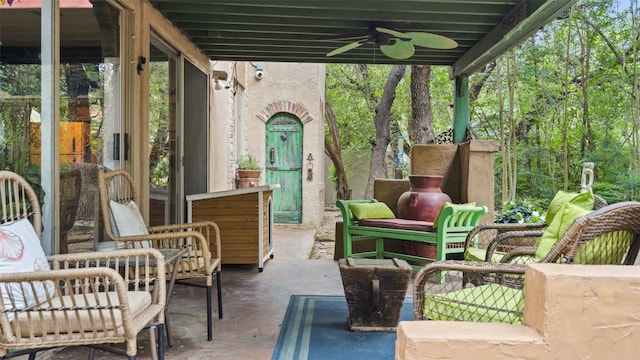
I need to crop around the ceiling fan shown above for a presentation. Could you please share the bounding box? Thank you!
[326,26,458,60]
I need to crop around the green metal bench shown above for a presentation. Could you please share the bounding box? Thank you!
[336,199,488,283]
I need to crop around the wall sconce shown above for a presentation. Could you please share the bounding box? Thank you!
[306,153,314,181]
[212,69,230,90]
[214,78,230,90]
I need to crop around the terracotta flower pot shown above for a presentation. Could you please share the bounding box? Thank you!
[237,169,261,188]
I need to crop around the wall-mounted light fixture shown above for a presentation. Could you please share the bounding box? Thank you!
[212,69,230,90]
[214,78,230,90]
[306,153,314,181]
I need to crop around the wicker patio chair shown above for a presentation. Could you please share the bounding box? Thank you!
[414,201,640,324]
[98,169,222,341]
[463,194,608,268]
[0,170,166,360]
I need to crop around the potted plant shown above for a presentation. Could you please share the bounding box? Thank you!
[236,154,262,188]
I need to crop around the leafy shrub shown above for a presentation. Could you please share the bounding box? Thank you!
[495,198,546,224]
[592,181,630,203]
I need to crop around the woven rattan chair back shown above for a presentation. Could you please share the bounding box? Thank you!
[545,201,640,265]
[0,170,41,237]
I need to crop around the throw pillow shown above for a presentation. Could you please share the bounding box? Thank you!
[109,200,151,248]
[535,202,592,261]
[433,202,476,229]
[0,219,55,321]
[546,190,595,226]
[574,231,633,265]
[348,202,395,220]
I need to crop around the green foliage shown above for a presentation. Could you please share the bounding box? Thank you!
[150,157,169,188]
[475,2,640,203]
[237,154,261,170]
[495,198,546,224]
[592,181,631,204]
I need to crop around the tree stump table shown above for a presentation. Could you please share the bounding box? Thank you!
[338,258,412,331]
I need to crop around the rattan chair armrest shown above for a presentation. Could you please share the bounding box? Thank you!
[485,230,544,261]
[109,231,211,258]
[149,220,217,233]
[413,260,525,320]
[148,221,221,261]
[464,222,546,248]
[500,246,537,263]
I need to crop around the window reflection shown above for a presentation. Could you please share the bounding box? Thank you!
[0,0,123,253]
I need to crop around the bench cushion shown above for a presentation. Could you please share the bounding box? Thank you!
[348,202,395,220]
[423,283,524,324]
[357,218,435,232]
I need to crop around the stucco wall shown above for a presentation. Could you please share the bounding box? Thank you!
[411,141,498,221]
[396,263,640,360]
[208,62,325,227]
[246,63,326,227]
[209,61,236,191]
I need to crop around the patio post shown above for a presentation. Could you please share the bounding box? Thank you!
[452,75,469,143]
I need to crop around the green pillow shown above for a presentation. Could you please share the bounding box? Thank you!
[574,231,633,265]
[464,247,505,262]
[348,202,395,220]
[546,190,595,225]
[433,202,476,228]
[535,202,592,261]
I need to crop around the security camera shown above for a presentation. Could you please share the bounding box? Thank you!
[255,70,264,80]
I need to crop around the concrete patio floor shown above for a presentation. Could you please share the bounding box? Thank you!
[47,225,347,359]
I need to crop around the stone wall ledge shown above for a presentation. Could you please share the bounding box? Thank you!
[396,321,545,360]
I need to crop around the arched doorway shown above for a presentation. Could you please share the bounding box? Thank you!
[265,113,303,223]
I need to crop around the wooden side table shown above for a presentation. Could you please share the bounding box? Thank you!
[339,258,412,331]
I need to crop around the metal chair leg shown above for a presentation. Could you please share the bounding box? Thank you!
[157,323,165,360]
[164,307,174,347]
[217,271,223,319]
[207,285,213,341]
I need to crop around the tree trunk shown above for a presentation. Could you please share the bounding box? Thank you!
[324,99,351,200]
[365,65,407,198]
[409,65,435,144]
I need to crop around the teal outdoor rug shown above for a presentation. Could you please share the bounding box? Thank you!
[271,295,413,360]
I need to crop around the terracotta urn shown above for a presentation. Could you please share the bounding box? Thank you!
[397,175,451,222]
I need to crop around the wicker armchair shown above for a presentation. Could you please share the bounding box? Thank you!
[0,170,166,360]
[414,201,640,324]
[463,194,609,267]
[98,169,222,341]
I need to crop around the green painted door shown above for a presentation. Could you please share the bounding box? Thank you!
[266,114,303,223]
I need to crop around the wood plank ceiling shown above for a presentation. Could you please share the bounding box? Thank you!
[148,0,577,76]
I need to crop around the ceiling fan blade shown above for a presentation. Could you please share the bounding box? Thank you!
[380,41,415,59]
[406,32,458,49]
[326,40,365,57]
[375,27,411,41]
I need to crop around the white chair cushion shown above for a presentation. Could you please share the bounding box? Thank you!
[0,219,55,321]
[14,290,151,337]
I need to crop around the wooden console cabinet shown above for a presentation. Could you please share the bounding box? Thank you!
[186,185,278,272]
